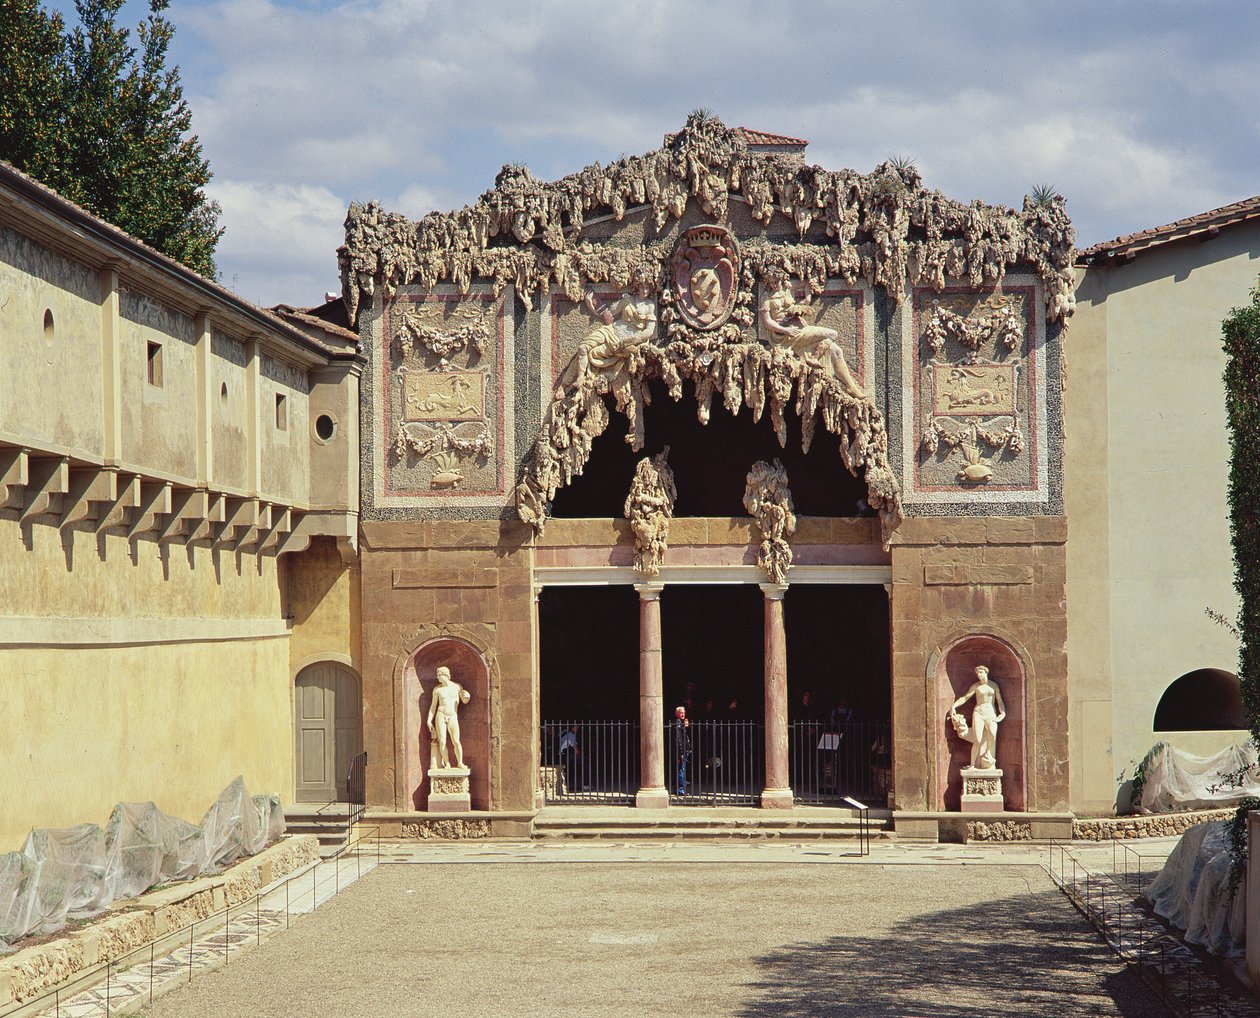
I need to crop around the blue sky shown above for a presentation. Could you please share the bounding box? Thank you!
[51,0,1260,306]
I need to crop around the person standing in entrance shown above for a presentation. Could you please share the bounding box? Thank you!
[674,706,692,795]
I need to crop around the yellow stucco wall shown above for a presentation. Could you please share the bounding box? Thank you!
[1069,226,1257,812]
[0,515,293,851]
[0,226,103,453]
[286,537,362,678]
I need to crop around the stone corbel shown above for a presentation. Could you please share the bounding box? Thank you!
[126,480,172,539]
[183,493,225,544]
[59,466,116,529]
[335,533,358,565]
[0,446,28,510]
[158,488,210,545]
[94,473,141,533]
[232,501,268,551]
[19,457,70,523]
[213,497,258,548]
[256,506,292,552]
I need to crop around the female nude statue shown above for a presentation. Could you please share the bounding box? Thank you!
[556,273,657,395]
[759,266,865,399]
[949,665,1006,770]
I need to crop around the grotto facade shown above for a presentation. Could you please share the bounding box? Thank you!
[341,116,1077,838]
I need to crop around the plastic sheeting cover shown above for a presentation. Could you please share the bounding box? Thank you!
[1137,741,1260,814]
[0,777,284,952]
[1147,819,1245,956]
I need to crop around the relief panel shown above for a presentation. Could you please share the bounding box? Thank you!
[902,278,1050,506]
[374,284,514,510]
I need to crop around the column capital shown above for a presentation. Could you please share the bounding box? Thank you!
[634,581,665,599]
[759,582,788,600]
[882,582,892,595]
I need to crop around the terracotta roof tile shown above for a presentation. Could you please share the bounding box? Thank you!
[736,127,810,148]
[1078,194,1260,263]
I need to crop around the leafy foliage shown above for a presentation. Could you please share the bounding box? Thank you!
[1223,281,1260,742]
[0,0,221,275]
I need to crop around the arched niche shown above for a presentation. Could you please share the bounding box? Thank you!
[403,637,491,811]
[1153,668,1247,731]
[934,634,1027,812]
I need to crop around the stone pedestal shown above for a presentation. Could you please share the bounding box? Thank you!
[635,582,668,809]
[960,767,1004,813]
[427,766,471,812]
[760,583,793,809]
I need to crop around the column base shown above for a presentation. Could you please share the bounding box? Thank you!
[635,787,669,809]
[760,787,794,810]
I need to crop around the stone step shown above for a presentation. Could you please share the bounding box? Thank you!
[533,825,890,841]
[533,817,888,831]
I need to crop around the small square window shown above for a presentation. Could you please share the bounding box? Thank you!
[275,393,287,431]
[146,342,163,386]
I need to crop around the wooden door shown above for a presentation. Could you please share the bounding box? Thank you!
[295,663,362,803]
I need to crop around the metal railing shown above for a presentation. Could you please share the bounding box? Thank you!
[540,721,640,804]
[790,720,891,804]
[1,827,382,1018]
[670,720,762,805]
[540,718,893,807]
[346,750,368,829]
[1047,839,1235,1017]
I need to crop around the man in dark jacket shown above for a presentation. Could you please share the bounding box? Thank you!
[673,705,692,795]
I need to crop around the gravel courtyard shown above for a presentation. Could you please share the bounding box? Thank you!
[140,858,1160,1017]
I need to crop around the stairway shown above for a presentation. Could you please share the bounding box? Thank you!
[284,804,355,858]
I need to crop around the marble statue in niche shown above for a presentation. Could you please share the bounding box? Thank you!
[759,266,865,399]
[949,664,1006,771]
[427,666,471,770]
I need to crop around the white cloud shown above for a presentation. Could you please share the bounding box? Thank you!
[164,0,1260,303]
[207,179,347,306]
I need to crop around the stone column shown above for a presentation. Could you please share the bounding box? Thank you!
[760,582,793,809]
[635,582,668,808]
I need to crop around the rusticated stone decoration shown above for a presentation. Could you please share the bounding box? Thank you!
[966,820,1031,842]
[340,114,1075,326]
[624,449,677,576]
[344,113,1073,526]
[743,459,797,585]
[401,819,490,839]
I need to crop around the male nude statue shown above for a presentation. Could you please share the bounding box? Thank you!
[427,666,471,769]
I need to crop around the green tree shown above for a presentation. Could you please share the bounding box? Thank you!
[0,0,221,276]
[1223,280,1260,741]
[0,0,69,182]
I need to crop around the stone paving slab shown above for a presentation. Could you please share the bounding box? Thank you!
[136,850,1164,1017]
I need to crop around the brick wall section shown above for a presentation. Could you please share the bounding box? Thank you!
[889,516,1068,813]
[359,520,537,812]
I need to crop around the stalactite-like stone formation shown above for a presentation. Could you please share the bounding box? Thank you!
[743,459,797,585]
[516,331,902,545]
[624,449,677,576]
[339,113,1076,327]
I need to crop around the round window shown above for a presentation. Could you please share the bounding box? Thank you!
[315,413,337,442]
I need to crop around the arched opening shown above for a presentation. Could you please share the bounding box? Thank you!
[934,634,1027,812]
[402,637,491,810]
[550,380,870,519]
[294,662,363,803]
[1153,669,1246,731]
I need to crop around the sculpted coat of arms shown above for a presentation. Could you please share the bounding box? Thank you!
[671,225,739,330]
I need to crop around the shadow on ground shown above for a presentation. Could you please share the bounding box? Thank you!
[736,888,1160,1017]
